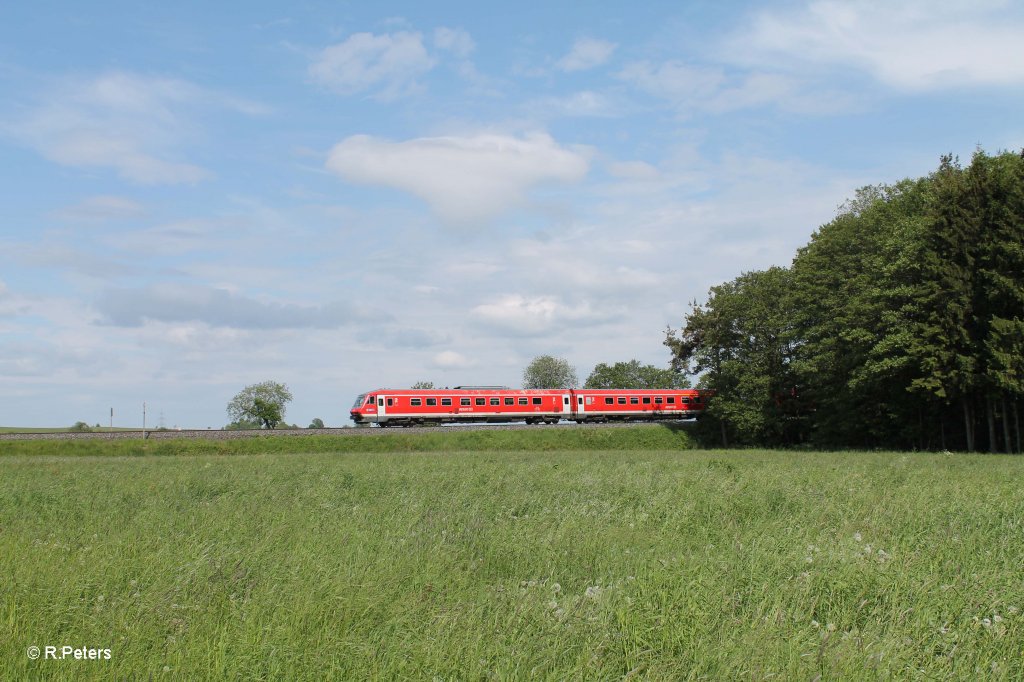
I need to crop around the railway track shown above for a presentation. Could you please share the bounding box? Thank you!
[0,421,689,441]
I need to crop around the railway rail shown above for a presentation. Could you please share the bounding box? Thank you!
[0,421,686,442]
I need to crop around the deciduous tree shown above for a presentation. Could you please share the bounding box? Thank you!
[523,355,578,389]
[227,381,293,430]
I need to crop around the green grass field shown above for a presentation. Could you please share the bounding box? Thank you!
[1,429,1022,679]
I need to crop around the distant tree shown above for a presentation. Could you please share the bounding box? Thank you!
[308,417,325,429]
[70,421,92,432]
[225,419,260,431]
[585,360,690,389]
[411,381,435,389]
[227,381,293,430]
[523,355,578,388]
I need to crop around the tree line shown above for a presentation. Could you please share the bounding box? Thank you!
[665,150,1024,452]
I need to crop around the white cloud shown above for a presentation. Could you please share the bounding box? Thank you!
[325,132,589,225]
[606,160,659,180]
[96,285,384,329]
[617,58,856,115]
[434,27,475,57]
[471,294,613,336]
[432,350,475,369]
[557,38,617,72]
[309,31,436,99]
[731,0,1024,90]
[7,72,258,184]
[53,196,145,222]
[526,91,621,118]
[618,60,725,104]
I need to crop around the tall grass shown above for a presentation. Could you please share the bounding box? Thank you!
[2,447,1021,679]
[0,424,694,457]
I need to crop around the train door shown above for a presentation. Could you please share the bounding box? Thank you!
[377,395,387,422]
[576,394,585,418]
[562,394,571,418]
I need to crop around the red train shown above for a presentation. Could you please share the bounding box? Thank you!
[350,386,710,427]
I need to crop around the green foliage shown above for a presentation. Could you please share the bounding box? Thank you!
[585,359,689,389]
[3,446,1022,678]
[667,267,801,447]
[308,418,325,429]
[668,149,1024,452]
[69,421,92,432]
[522,355,578,389]
[410,381,435,389]
[224,419,260,431]
[226,381,293,430]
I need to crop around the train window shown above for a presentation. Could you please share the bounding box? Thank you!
[387,398,394,407]
[441,398,452,406]
[461,398,471,406]
[695,396,703,403]
[518,397,528,405]
[504,397,514,405]
[667,397,675,404]
[476,398,486,406]
[426,398,437,406]
[604,397,614,404]
[642,397,652,404]
[655,397,663,404]
[411,398,422,406]
[532,397,542,405]
[630,397,639,404]
[352,394,366,408]
[368,395,376,405]
[617,397,626,404]
[682,397,691,404]
[490,397,500,406]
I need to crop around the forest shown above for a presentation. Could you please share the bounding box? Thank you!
[666,150,1024,452]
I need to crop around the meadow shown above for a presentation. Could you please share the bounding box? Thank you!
[1,427,1022,679]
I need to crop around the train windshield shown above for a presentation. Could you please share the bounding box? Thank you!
[351,394,366,409]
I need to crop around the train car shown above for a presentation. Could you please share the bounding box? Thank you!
[350,386,570,427]
[570,389,706,422]
[350,386,710,426]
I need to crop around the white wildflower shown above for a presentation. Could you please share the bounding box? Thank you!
[853,532,863,542]
[585,585,602,600]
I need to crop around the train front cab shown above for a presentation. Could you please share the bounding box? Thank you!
[350,392,380,425]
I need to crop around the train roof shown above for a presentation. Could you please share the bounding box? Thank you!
[363,387,707,394]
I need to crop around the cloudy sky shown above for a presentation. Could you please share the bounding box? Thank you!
[2,1,1022,428]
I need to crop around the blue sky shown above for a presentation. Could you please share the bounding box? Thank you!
[2,1,1023,428]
